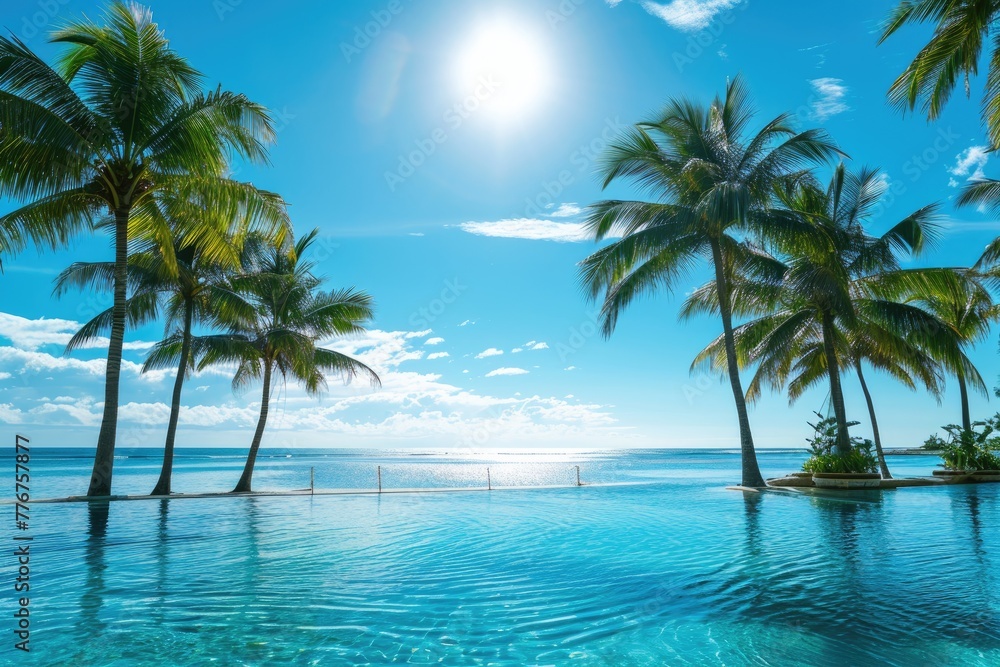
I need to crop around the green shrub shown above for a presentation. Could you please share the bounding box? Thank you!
[801,413,880,475]
[939,418,1000,471]
[921,434,947,450]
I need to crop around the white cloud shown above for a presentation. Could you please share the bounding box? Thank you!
[0,313,156,352]
[458,320,475,327]
[460,219,594,243]
[405,329,432,339]
[427,352,450,360]
[0,403,23,423]
[425,337,445,346]
[549,203,582,218]
[0,372,10,380]
[530,342,549,351]
[809,78,849,120]
[485,367,529,377]
[476,348,504,359]
[950,146,990,182]
[0,312,622,446]
[512,347,524,354]
[565,366,577,371]
[636,0,742,31]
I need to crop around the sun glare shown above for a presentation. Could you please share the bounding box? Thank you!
[453,19,551,123]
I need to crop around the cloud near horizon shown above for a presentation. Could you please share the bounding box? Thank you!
[0,312,620,447]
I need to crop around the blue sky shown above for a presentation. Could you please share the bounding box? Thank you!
[1,0,998,450]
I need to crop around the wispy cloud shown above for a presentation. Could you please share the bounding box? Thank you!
[950,146,990,184]
[627,0,743,31]
[549,203,582,218]
[809,78,849,120]
[424,337,445,346]
[460,219,595,243]
[476,347,504,359]
[0,313,156,352]
[485,367,529,378]
[0,311,622,445]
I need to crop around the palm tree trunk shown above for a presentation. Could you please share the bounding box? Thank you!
[233,361,272,493]
[151,298,194,496]
[710,239,765,487]
[820,311,851,456]
[855,359,891,479]
[87,207,129,497]
[958,370,972,434]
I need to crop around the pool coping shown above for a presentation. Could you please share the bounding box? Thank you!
[4,481,658,505]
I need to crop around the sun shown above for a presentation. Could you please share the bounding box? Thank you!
[453,19,552,123]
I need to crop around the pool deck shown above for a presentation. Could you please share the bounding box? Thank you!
[7,481,655,505]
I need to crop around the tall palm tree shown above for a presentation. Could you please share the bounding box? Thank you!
[848,322,944,478]
[0,2,284,496]
[193,230,381,493]
[902,272,998,434]
[690,166,943,460]
[578,76,840,487]
[56,229,286,495]
[879,0,1000,146]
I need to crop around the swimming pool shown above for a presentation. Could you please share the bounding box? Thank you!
[6,450,998,665]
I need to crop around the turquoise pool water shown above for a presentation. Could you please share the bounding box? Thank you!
[3,449,998,665]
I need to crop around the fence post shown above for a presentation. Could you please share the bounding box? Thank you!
[487,467,491,491]
[576,465,581,487]
[310,467,314,495]
[378,465,382,494]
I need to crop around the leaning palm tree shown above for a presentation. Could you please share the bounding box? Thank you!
[690,166,944,462]
[879,0,1000,146]
[195,230,381,493]
[847,321,944,478]
[578,76,840,487]
[0,2,284,496]
[56,229,285,495]
[902,272,998,434]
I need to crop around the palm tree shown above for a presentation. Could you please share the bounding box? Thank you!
[578,76,840,487]
[0,2,284,496]
[56,228,286,495]
[846,311,944,478]
[194,230,381,493]
[690,166,944,463]
[901,272,998,434]
[879,0,1000,146]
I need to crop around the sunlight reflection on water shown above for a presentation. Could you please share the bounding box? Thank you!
[6,450,995,666]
